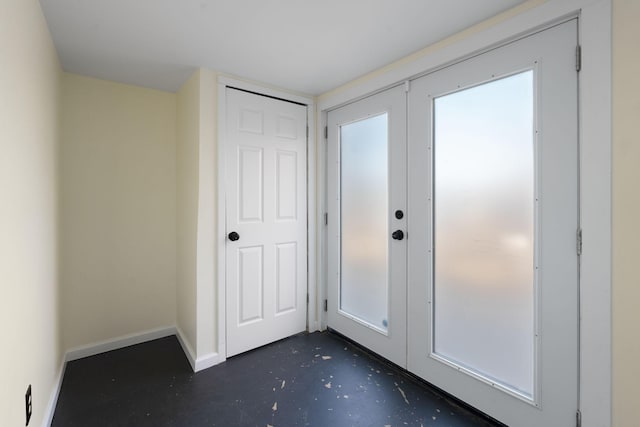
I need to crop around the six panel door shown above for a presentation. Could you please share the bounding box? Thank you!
[225,88,308,357]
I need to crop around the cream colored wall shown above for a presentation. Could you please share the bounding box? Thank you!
[195,69,218,359]
[176,68,219,365]
[176,71,200,352]
[0,0,61,426]
[60,73,177,351]
[317,0,545,105]
[612,1,640,426]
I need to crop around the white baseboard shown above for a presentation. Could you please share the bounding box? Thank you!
[175,326,223,372]
[195,352,222,372]
[43,324,222,425]
[44,326,177,426]
[65,326,177,362]
[42,359,66,427]
[175,326,196,370]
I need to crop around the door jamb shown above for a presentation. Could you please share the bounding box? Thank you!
[216,76,318,363]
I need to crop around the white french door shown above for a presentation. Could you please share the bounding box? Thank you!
[407,20,578,426]
[225,88,308,357]
[327,85,407,368]
[327,20,579,426]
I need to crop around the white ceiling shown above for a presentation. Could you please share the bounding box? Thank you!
[39,0,526,95]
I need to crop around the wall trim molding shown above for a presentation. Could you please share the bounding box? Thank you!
[194,352,222,372]
[175,325,197,370]
[175,325,222,372]
[42,360,66,427]
[45,326,178,425]
[64,326,176,362]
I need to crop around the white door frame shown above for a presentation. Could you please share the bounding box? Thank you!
[217,76,318,363]
[317,2,612,426]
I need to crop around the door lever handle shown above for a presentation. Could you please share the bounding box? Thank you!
[391,230,404,241]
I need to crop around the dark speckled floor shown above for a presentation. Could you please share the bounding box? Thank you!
[52,331,501,427]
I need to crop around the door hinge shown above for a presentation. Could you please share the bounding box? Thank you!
[324,299,328,312]
[404,80,411,93]
[324,126,328,139]
[306,125,309,139]
[307,293,309,304]
[576,228,583,256]
[576,45,582,72]
[576,410,582,427]
[324,212,328,226]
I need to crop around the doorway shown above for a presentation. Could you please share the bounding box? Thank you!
[326,20,579,426]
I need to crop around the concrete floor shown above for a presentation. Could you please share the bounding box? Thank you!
[52,331,501,426]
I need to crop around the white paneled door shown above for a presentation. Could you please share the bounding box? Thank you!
[225,88,308,357]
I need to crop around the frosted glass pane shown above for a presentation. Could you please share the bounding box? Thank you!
[340,113,389,332]
[433,71,534,396]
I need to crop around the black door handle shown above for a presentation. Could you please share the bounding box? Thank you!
[391,230,404,241]
[228,231,240,241]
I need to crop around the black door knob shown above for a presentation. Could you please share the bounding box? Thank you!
[391,230,404,240]
[228,231,240,241]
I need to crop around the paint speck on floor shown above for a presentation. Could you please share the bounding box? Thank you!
[322,355,332,360]
[324,382,332,389]
[281,380,286,389]
[397,387,410,405]
[272,402,278,411]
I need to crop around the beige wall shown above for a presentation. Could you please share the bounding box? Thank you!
[60,73,177,350]
[195,69,218,359]
[176,71,200,352]
[176,68,218,364]
[0,0,61,426]
[612,1,640,426]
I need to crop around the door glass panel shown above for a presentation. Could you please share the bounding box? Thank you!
[433,71,534,397]
[340,113,389,333]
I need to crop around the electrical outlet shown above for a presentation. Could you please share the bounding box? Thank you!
[25,384,32,426]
